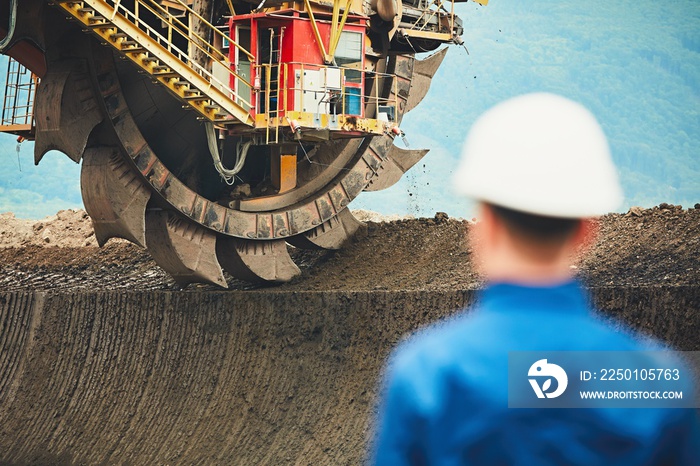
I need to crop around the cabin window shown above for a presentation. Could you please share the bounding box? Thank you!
[335,31,362,84]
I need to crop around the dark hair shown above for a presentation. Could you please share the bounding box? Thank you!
[489,204,580,242]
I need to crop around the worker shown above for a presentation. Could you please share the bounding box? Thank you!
[371,93,699,465]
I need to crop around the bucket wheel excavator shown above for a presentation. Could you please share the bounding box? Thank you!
[0,0,487,287]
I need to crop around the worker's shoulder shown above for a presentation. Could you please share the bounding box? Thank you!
[384,314,493,408]
[389,311,489,375]
[388,299,667,378]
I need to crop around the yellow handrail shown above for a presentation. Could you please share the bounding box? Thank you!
[255,62,400,117]
[303,0,355,64]
[102,0,254,105]
[225,0,236,16]
[164,0,253,60]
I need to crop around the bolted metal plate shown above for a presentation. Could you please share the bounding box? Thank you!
[404,48,448,114]
[81,146,150,247]
[216,237,300,284]
[145,210,227,288]
[287,208,364,250]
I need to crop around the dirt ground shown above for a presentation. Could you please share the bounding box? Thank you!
[1,204,698,291]
[1,205,698,466]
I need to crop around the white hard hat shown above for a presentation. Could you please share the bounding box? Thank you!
[452,93,623,218]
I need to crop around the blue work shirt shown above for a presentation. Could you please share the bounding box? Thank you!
[372,281,699,465]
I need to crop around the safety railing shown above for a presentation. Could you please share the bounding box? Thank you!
[0,57,37,133]
[256,62,399,121]
[404,0,457,36]
[97,0,254,109]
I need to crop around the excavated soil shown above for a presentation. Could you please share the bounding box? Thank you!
[1,204,699,291]
[1,204,699,465]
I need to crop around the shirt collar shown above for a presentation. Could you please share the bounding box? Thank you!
[478,280,590,315]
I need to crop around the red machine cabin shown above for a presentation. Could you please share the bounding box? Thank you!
[229,7,370,134]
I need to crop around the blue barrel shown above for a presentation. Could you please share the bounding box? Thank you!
[344,87,362,115]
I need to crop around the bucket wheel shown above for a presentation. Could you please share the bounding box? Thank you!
[4,6,448,288]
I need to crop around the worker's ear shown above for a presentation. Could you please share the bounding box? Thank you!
[470,203,502,255]
[473,203,495,242]
[572,218,598,253]
[468,203,494,275]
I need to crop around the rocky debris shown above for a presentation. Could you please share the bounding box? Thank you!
[350,209,415,223]
[434,211,449,223]
[0,209,110,248]
[579,204,700,287]
[626,206,644,217]
[1,204,698,466]
[0,204,698,291]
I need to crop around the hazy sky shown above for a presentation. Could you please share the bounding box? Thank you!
[352,0,700,218]
[0,0,698,219]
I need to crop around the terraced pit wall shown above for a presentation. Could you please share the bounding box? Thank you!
[0,286,698,465]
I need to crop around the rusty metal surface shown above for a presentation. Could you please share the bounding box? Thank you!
[33,58,102,164]
[0,0,49,76]
[145,210,227,288]
[0,4,447,286]
[404,47,448,114]
[287,208,364,250]
[216,237,301,283]
[385,53,414,124]
[89,42,404,242]
[238,139,363,213]
[87,41,413,246]
[80,146,150,247]
[363,145,429,192]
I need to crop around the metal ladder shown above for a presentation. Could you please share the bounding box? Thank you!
[0,58,37,137]
[265,29,283,145]
[265,65,282,145]
[52,0,255,127]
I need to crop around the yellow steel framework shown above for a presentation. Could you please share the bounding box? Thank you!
[52,0,255,126]
[401,0,458,42]
[303,0,354,64]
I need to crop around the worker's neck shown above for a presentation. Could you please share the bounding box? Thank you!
[478,244,576,287]
[472,203,589,287]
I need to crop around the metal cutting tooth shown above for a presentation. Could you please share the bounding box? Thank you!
[404,48,448,114]
[81,146,150,247]
[363,145,429,192]
[145,210,228,288]
[216,237,300,284]
[33,58,102,164]
[287,208,364,250]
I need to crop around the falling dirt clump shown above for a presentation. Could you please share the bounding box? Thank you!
[0,205,699,291]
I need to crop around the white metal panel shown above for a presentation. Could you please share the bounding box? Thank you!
[324,67,342,90]
[295,69,326,113]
